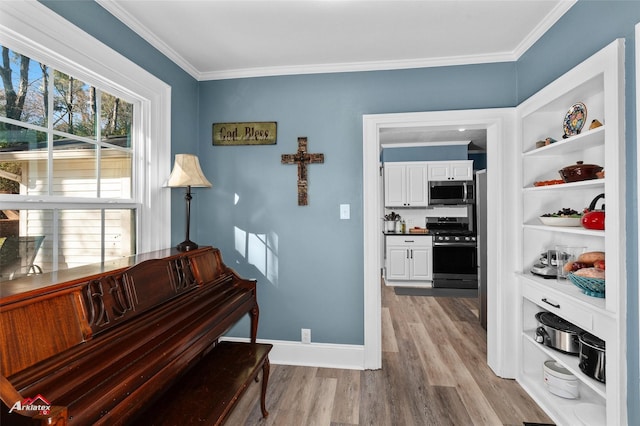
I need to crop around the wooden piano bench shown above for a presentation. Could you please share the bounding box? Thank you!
[139,341,273,425]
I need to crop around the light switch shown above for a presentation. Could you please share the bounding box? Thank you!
[340,204,350,220]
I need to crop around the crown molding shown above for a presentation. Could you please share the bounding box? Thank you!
[197,52,519,81]
[96,0,201,79]
[97,0,577,82]
[512,0,577,58]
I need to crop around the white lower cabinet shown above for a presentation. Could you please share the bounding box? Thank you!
[385,235,432,286]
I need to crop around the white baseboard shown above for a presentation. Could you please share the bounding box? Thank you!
[221,337,366,370]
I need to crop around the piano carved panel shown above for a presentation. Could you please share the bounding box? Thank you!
[82,255,198,335]
[169,256,197,293]
[84,274,135,330]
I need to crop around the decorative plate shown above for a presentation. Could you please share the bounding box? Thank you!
[563,102,587,138]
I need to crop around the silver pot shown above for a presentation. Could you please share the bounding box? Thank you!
[535,312,584,355]
[579,332,606,383]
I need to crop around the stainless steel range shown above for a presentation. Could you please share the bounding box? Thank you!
[427,213,478,289]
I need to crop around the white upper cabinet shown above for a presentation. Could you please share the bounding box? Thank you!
[384,163,406,207]
[427,160,473,181]
[384,162,428,207]
[406,165,429,206]
[515,39,625,426]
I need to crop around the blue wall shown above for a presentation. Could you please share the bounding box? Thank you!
[41,0,639,416]
[381,145,469,162]
[198,65,514,344]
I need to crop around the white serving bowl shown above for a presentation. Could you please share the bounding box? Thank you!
[539,216,582,227]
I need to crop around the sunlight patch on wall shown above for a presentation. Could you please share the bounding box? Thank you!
[234,227,246,254]
[234,226,278,287]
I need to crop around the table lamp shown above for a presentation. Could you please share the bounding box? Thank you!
[167,154,212,251]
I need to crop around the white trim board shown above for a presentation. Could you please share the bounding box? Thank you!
[636,22,640,405]
[362,109,517,375]
[221,337,365,370]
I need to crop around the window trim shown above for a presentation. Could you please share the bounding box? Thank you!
[0,0,171,253]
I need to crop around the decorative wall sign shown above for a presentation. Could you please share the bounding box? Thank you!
[212,122,277,145]
[281,137,324,206]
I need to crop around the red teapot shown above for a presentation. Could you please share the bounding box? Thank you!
[582,193,605,230]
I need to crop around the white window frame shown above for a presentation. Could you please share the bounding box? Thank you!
[0,0,171,253]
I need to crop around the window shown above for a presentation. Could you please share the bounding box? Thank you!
[1,48,136,275]
[0,1,171,281]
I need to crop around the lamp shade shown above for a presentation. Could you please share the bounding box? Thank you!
[167,154,212,188]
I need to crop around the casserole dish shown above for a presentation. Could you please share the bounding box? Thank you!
[558,161,603,183]
[535,312,584,355]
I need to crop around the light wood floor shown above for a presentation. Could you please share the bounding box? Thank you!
[226,282,553,425]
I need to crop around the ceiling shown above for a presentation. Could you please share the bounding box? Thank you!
[96,0,575,151]
[98,0,575,81]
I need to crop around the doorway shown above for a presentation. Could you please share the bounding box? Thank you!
[362,109,517,378]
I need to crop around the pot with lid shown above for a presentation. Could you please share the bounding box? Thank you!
[559,161,603,183]
[579,332,606,383]
[535,312,584,355]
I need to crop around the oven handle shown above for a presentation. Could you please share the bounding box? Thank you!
[433,242,477,247]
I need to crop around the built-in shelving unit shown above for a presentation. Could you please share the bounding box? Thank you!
[516,39,626,425]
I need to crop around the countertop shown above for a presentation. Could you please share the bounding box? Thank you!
[383,231,431,236]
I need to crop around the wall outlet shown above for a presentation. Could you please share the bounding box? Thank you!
[301,328,311,344]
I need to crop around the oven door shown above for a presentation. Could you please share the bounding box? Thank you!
[432,242,478,288]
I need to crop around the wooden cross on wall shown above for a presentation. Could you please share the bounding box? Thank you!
[281,137,324,206]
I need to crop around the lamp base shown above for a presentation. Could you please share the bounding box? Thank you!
[176,240,199,252]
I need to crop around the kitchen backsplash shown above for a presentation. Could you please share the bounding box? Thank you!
[384,205,471,229]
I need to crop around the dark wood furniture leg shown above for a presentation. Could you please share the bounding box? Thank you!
[261,357,270,418]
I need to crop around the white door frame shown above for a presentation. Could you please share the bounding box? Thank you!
[636,22,640,388]
[362,108,517,377]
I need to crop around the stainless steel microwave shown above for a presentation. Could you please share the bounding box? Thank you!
[428,180,475,205]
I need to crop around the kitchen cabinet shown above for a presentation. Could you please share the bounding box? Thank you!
[516,40,625,425]
[427,160,473,181]
[384,162,428,207]
[385,235,432,285]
